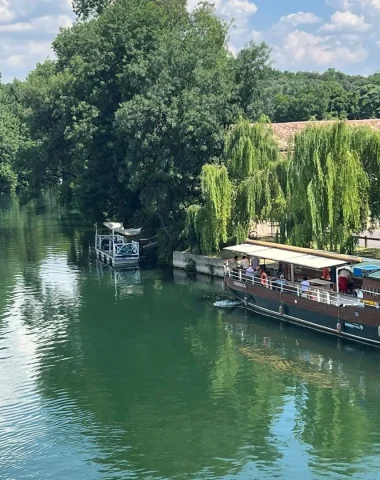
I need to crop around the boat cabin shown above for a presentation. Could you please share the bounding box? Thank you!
[95,222,140,268]
[224,240,368,305]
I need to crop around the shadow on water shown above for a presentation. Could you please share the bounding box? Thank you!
[1,195,380,480]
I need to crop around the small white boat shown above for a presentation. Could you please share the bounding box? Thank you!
[213,300,242,308]
[95,222,140,268]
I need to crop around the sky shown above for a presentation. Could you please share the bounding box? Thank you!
[0,0,379,83]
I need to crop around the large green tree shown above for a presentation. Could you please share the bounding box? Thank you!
[19,0,235,237]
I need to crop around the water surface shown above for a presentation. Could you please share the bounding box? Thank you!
[1,196,380,480]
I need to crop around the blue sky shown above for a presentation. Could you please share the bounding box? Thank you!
[0,0,379,83]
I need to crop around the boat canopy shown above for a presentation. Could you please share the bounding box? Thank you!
[103,222,142,237]
[224,244,348,269]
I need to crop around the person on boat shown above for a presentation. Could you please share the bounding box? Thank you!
[322,267,330,280]
[252,266,261,283]
[245,265,255,278]
[260,268,268,286]
[338,274,349,294]
[340,269,355,293]
[301,276,310,297]
[278,263,284,277]
[231,256,239,269]
[241,255,249,269]
[276,274,287,292]
[251,256,259,269]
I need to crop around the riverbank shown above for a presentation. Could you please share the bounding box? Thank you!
[173,251,225,278]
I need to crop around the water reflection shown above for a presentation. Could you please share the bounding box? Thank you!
[1,196,380,479]
[95,262,143,299]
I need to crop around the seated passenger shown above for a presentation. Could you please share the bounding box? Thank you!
[260,268,268,286]
[230,256,239,269]
[241,255,249,269]
[276,274,287,290]
[301,276,310,296]
[245,266,255,278]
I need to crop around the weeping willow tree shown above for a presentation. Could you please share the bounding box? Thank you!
[286,122,370,252]
[185,164,232,254]
[350,126,380,221]
[225,116,287,244]
[186,117,287,253]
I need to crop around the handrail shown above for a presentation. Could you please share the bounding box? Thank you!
[225,267,367,308]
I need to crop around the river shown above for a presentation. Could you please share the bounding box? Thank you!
[1,195,380,480]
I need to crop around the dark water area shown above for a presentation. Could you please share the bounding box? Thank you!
[1,195,380,480]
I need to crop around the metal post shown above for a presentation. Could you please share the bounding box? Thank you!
[112,229,115,261]
[291,264,295,283]
[95,223,98,249]
[336,265,348,306]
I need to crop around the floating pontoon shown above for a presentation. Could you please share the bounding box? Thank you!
[95,222,140,268]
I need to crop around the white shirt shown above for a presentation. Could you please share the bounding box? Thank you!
[301,280,310,292]
[241,258,249,268]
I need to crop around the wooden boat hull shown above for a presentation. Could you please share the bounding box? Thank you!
[225,276,380,348]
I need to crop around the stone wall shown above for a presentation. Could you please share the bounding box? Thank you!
[173,251,225,278]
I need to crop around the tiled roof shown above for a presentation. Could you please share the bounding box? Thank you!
[270,119,380,150]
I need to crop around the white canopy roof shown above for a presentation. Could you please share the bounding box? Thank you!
[224,244,348,269]
[103,222,142,237]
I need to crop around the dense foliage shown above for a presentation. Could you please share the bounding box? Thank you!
[186,118,287,254]
[2,0,380,257]
[285,122,374,253]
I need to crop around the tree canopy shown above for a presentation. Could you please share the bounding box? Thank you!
[2,0,380,257]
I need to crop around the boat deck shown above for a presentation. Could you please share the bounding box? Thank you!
[227,269,365,309]
[95,247,139,268]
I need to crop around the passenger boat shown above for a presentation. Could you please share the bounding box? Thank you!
[95,222,140,268]
[224,240,380,348]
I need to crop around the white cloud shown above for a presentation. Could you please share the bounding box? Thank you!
[0,39,54,79]
[187,0,257,23]
[0,14,73,34]
[320,10,371,32]
[325,0,353,9]
[188,0,258,50]
[218,0,257,20]
[341,33,361,40]
[250,30,263,42]
[277,29,367,67]
[328,0,380,13]
[0,0,15,23]
[356,0,380,11]
[279,12,322,26]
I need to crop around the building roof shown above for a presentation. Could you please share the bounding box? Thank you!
[270,119,380,151]
[224,244,348,270]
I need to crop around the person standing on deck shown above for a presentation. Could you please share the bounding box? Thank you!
[251,256,259,269]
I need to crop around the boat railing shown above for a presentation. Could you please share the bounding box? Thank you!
[96,234,125,251]
[224,265,364,308]
[96,234,139,259]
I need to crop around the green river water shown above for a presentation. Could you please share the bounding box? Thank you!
[2,196,380,480]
